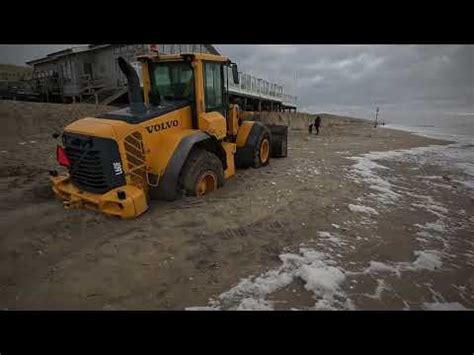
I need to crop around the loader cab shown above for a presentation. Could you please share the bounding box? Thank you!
[139,53,238,130]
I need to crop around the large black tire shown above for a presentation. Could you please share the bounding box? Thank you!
[251,128,271,168]
[178,149,225,197]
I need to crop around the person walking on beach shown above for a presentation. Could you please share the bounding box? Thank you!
[314,116,321,135]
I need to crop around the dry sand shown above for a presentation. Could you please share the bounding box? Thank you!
[0,100,472,310]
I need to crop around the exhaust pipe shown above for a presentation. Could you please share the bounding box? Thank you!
[117,57,146,114]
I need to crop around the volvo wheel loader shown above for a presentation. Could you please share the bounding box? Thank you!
[50,52,288,218]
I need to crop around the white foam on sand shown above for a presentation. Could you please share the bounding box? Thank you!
[364,249,443,276]
[422,302,467,310]
[364,279,390,300]
[455,162,474,175]
[368,184,401,199]
[347,143,466,269]
[348,204,379,215]
[363,131,474,192]
[417,175,443,180]
[296,256,346,309]
[411,203,448,218]
[415,221,446,233]
[347,156,401,204]
[410,194,453,248]
[416,230,436,243]
[186,248,351,310]
[454,178,474,189]
[236,298,274,310]
[403,191,436,204]
[317,231,332,238]
[317,231,347,247]
[365,261,401,277]
[185,306,220,311]
[411,250,443,271]
[347,134,474,216]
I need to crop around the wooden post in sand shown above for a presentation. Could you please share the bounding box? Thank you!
[374,107,379,128]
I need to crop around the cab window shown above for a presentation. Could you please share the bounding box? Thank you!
[204,62,223,113]
[151,62,194,102]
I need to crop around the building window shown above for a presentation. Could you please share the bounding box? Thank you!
[83,63,93,78]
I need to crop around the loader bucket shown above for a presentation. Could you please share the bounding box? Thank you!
[266,124,288,158]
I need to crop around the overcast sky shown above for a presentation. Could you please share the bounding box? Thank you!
[216,45,474,119]
[0,45,72,66]
[1,44,473,119]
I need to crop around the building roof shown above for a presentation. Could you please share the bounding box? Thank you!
[204,45,220,55]
[26,44,221,66]
[26,45,90,66]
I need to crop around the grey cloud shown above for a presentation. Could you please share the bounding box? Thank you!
[217,44,474,117]
[0,45,74,65]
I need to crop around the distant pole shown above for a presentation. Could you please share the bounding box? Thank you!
[294,71,297,98]
[374,106,379,128]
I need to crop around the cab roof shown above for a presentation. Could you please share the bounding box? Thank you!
[137,52,230,64]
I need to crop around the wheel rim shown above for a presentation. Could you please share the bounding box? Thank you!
[196,172,217,197]
[260,138,270,163]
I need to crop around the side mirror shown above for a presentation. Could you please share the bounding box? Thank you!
[232,64,240,85]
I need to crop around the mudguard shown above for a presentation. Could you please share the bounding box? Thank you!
[151,131,225,201]
[235,121,269,168]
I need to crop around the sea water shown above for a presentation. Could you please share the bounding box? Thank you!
[384,111,474,190]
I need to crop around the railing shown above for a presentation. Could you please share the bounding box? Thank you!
[79,76,113,95]
[80,76,109,89]
[282,94,297,107]
[225,68,297,107]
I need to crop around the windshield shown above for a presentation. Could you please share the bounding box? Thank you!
[151,62,195,102]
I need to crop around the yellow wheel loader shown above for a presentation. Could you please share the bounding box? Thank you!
[50,53,288,218]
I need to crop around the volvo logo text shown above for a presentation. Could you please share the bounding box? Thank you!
[145,120,179,133]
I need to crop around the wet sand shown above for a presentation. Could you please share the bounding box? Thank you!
[0,101,472,310]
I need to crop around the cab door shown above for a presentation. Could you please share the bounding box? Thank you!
[198,61,227,139]
[204,61,225,117]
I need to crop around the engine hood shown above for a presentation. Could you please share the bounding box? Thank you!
[98,100,190,124]
[64,117,128,139]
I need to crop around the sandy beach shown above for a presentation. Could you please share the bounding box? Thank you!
[0,100,472,310]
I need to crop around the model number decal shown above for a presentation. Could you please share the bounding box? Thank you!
[145,120,179,133]
[113,162,123,175]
